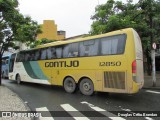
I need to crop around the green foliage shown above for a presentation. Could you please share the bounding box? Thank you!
[90,0,160,50]
[30,38,57,48]
[0,0,41,83]
[0,0,41,55]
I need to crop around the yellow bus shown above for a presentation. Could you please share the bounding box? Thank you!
[9,28,144,95]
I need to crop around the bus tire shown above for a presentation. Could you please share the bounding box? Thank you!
[63,77,76,93]
[79,78,94,96]
[16,74,21,84]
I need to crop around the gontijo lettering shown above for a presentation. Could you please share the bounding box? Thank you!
[45,60,79,67]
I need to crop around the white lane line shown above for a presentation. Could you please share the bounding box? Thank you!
[36,107,54,120]
[146,90,160,94]
[61,104,90,120]
[81,101,126,120]
[145,117,154,120]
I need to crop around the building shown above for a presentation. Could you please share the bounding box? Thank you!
[37,20,66,40]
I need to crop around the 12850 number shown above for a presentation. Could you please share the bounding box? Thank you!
[99,61,121,66]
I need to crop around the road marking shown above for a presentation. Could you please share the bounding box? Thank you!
[81,101,126,120]
[121,108,131,112]
[146,90,160,94]
[145,117,154,120]
[61,104,90,120]
[36,107,54,120]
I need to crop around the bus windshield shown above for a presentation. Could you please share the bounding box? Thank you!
[2,55,11,78]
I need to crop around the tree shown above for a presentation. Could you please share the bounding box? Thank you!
[30,38,57,48]
[90,0,160,75]
[0,0,41,85]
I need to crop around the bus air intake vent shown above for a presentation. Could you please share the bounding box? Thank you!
[104,71,125,89]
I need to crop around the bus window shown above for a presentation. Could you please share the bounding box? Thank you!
[25,52,31,61]
[56,47,62,58]
[68,43,79,57]
[9,53,16,72]
[30,51,35,61]
[63,44,70,58]
[80,39,99,57]
[73,43,79,57]
[41,49,47,60]
[35,50,41,60]
[46,47,52,59]
[117,34,126,54]
[63,43,79,58]
[100,34,126,55]
[50,47,56,59]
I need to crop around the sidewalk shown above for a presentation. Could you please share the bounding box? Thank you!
[0,85,31,120]
[143,72,160,90]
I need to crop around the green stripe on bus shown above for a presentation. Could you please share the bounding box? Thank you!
[23,62,48,80]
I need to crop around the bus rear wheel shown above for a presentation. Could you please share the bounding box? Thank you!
[16,74,21,84]
[63,77,76,93]
[79,78,94,96]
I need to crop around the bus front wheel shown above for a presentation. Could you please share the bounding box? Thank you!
[79,78,94,96]
[16,74,21,84]
[63,77,76,93]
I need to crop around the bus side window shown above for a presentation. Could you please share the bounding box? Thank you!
[80,39,99,57]
[41,49,47,60]
[56,47,62,58]
[63,43,79,58]
[63,44,70,58]
[30,51,35,61]
[25,52,30,61]
[101,38,119,55]
[100,35,126,55]
[69,43,79,57]
[20,53,25,62]
[50,47,56,59]
[117,35,126,54]
[35,50,41,60]
[46,47,52,59]
[16,53,20,62]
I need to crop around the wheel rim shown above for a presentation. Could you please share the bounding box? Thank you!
[64,77,76,93]
[66,81,74,90]
[83,82,91,92]
[80,78,94,95]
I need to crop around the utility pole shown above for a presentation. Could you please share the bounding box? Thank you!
[148,1,156,87]
[151,44,156,87]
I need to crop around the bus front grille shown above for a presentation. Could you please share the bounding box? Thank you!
[104,71,125,89]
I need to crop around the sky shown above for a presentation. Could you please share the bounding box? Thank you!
[18,0,139,38]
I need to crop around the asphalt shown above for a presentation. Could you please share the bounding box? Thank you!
[0,72,159,119]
